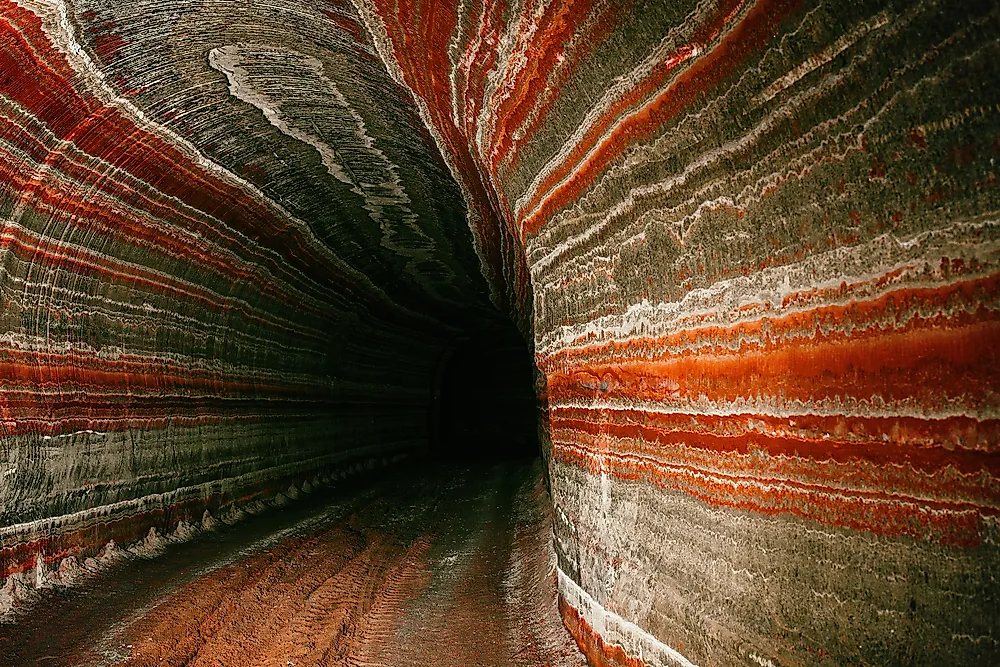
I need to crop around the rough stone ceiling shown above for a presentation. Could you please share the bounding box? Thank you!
[1,0,999,664]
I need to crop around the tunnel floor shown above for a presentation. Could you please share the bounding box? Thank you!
[0,459,585,667]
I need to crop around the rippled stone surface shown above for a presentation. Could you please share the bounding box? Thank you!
[0,0,501,585]
[353,0,1000,663]
[1,0,999,664]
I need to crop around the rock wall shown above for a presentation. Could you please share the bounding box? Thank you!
[353,0,1000,664]
[0,0,503,582]
[1,0,999,664]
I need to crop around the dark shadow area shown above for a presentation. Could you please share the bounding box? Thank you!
[431,326,539,462]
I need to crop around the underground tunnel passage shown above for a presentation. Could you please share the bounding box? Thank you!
[1,0,999,665]
[432,328,540,462]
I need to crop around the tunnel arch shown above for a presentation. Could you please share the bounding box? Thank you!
[0,0,998,664]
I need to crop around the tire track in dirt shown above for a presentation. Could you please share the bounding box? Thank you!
[5,461,585,667]
[115,519,434,667]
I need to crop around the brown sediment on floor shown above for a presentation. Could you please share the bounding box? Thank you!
[0,459,584,667]
[113,526,432,667]
[358,462,585,667]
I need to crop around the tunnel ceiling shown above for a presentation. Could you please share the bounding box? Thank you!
[3,0,1000,665]
[1,0,512,589]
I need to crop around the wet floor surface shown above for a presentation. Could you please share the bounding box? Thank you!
[0,458,586,667]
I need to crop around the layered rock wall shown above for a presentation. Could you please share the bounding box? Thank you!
[1,0,998,664]
[354,0,1000,663]
[0,0,502,582]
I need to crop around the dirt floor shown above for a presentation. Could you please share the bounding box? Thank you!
[0,458,587,667]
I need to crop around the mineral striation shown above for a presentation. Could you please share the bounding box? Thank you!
[1,0,998,664]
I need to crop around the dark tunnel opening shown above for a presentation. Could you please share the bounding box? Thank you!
[2,0,998,664]
[430,326,540,462]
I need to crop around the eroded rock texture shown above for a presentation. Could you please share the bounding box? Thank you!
[355,0,1000,664]
[2,0,999,664]
[0,0,502,584]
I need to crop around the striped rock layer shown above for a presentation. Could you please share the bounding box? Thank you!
[0,0,503,583]
[2,0,1000,665]
[353,0,1000,664]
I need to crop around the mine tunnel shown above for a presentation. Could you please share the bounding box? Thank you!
[1,0,999,665]
[432,327,540,462]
